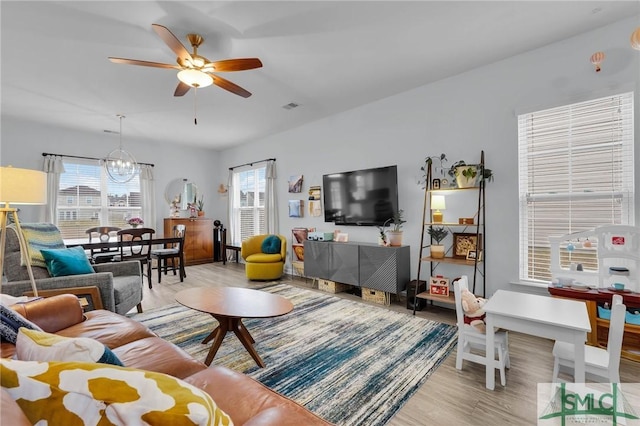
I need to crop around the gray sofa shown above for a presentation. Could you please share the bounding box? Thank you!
[1,226,144,315]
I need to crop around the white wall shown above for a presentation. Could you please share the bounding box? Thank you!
[218,16,640,296]
[0,118,220,232]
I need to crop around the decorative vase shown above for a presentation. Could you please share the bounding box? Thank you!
[131,224,139,229]
[430,244,445,258]
[387,231,403,247]
[198,211,205,217]
[454,165,479,188]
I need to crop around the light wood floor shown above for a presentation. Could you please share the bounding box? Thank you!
[138,262,640,426]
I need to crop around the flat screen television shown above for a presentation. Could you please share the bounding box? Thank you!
[323,165,398,226]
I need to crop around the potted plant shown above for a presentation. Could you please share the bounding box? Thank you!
[377,218,391,246]
[387,210,406,246]
[196,196,205,216]
[448,161,493,188]
[419,153,447,189]
[427,225,449,258]
[127,217,144,228]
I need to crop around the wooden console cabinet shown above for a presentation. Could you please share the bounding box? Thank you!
[164,218,214,265]
[548,286,640,362]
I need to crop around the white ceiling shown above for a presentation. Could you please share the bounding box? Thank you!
[2,1,638,150]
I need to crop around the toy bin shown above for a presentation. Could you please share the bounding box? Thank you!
[626,310,640,326]
[597,304,612,320]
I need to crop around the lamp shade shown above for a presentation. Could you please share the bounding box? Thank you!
[431,195,446,210]
[0,166,47,205]
[632,27,640,51]
[177,69,213,88]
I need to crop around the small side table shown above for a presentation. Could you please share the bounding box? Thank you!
[224,244,241,264]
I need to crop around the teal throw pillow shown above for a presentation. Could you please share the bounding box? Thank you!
[40,246,95,277]
[261,235,281,254]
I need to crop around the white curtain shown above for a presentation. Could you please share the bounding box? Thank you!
[139,165,156,231]
[42,155,65,223]
[227,169,237,244]
[265,159,278,234]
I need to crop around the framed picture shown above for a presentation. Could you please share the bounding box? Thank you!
[466,250,483,261]
[432,178,441,190]
[288,175,303,193]
[453,232,482,259]
[288,200,304,217]
[23,286,103,312]
[429,276,450,296]
[335,233,349,242]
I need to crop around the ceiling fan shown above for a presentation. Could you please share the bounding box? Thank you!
[109,24,262,98]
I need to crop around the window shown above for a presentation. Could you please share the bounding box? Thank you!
[56,159,142,240]
[231,166,266,242]
[518,92,634,282]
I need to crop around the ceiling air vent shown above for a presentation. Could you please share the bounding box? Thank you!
[282,102,300,110]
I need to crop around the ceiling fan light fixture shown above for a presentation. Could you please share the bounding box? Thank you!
[178,69,213,88]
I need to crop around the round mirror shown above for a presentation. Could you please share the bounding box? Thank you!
[165,178,198,209]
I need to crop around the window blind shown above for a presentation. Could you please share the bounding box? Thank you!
[57,159,142,240]
[518,92,634,282]
[233,166,266,242]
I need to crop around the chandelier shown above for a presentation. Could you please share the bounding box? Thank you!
[105,114,139,183]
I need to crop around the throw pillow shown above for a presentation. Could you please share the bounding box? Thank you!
[10,223,66,268]
[0,304,43,344]
[1,359,233,426]
[40,246,95,277]
[16,328,123,367]
[261,235,281,254]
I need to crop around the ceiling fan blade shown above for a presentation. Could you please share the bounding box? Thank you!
[211,58,263,72]
[108,57,180,69]
[212,75,252,98]
[152,23,193,64]
[174,81,191,97]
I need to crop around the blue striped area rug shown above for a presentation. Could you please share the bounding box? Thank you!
[132,284,457,426]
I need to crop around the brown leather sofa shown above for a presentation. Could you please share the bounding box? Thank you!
[1,295,332,426]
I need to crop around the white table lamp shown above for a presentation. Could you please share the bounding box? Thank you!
[0,166,48,296]
[431,195,446,223]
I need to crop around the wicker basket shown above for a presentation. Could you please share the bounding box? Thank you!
[292,260,305,276]
[317,279,350,294]
[361,287,390,305]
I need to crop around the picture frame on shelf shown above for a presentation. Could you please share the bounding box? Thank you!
[23,286,103,312]
[429,276,450,296]
[466,249,483,261]
[432,178,441,190]
[453,232,482,259]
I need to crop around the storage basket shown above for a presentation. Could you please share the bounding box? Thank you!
[362,287,390,305]
[292,261,305,276]
[317,279,350,294]
[597,305,611,320]
[626,310,640,326]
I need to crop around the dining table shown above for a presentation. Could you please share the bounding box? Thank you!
[483,289,592,390]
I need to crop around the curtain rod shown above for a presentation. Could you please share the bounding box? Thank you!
[42,152,154,167]
[229,158,276,170]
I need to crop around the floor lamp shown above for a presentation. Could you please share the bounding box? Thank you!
[0,166,48,297]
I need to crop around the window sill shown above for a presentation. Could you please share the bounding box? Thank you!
[509,279,550,289]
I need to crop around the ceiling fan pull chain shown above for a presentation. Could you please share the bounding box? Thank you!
[194,87,198,125]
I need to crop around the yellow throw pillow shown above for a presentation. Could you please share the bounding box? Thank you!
[16,328,123,366]
[1,359,233,426]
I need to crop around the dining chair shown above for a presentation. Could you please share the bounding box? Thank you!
[453,276,510,386]
[116,227,155,289]
[552,294,626,383]
[85,226,121,263]
[150,224,186,285]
